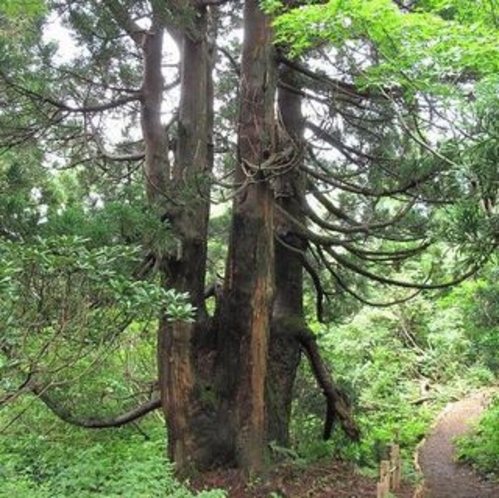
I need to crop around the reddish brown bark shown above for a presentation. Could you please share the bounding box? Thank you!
[215,0,276,472]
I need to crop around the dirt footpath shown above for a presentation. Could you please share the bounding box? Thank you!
[418,390,499,498]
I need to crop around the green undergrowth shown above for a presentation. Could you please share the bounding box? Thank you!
[456,394,499,480]
[2,275,499,495]
[0,401,225,498]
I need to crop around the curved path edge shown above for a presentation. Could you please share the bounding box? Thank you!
[415,389,497,498]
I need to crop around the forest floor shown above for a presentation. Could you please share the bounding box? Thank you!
[191,390,499,498]
[191,459,416,497]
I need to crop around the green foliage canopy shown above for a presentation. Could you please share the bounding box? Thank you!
[267,0,499,88]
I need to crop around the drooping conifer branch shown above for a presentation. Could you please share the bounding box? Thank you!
[33,387,161,428]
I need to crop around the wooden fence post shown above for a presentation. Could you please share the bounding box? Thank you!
[376,439,403,497]
[377,460,391,498]
[390,444,401,490]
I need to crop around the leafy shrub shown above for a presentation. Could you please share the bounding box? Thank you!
[456,395,499,478]
[0,402,225,498]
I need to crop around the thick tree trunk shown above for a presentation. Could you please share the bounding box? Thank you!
[268,65,360,447]
[157,7,216,474]
[267,64,306,448]
[215,0,276,473]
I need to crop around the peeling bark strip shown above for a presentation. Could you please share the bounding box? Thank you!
[216,0,276,473]
[248,270,271,462]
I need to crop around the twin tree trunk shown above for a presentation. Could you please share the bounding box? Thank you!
[138,0,356,476]
[159,0,279,473]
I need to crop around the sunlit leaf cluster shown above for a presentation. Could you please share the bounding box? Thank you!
[268,0,499,87]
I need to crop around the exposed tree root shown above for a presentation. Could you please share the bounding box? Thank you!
[296,329,360,441]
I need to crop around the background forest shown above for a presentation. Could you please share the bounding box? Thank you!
[1,0,499,496]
